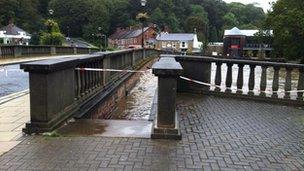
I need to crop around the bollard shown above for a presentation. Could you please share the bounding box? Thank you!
[151,57,183,140]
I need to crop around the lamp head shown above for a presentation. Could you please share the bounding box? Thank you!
[141,0,147,6]
[49,9,54,15]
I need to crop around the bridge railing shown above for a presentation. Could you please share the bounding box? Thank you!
[0,45,99,59]
[175,55,304,105]
[21,48,159,133]
[243,43,273,50]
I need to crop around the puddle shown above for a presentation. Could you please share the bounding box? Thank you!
[56,120,107,136]
[57,119,152,138]
[110,70,157,120]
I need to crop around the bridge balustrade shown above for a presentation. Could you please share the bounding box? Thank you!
[176,55,304,105]
[0,45,98,59]
[21,48,159,133]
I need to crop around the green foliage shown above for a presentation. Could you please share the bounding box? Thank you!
[266,0,304,62]
[40,19,64,45]
[184,5,209,41]
[0,0,44,33]
[0,38,3,44]
[0,0,266,44]
[136,13,149,22]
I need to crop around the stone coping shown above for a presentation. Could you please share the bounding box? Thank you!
[175,55,304,68]
[152,57,183,76]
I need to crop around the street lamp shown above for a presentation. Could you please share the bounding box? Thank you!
[140,0,147,48]
[49,9,54,17]
[48,9,54,45]
[98,27,107,51]
[98,27,102,51]
[67,26,70,38]
[141,0,147,6]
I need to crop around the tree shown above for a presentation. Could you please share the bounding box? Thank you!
[222,12,239,30]
[266,0,304,62]
[40,19,64,45]
[184,5,208,41]
[0,0,42,32]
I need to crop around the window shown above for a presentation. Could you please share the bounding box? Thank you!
[231,38,240,45]
[182,42,186,47]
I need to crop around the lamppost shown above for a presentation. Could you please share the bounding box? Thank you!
[102,34,107,51]
[49,9,54,17]
[98,27,102,51]
[67,26,70,39]
[98,27,106,51]
[140,0,147,48]
[48,9,54,45]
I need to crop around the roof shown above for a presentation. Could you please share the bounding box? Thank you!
[156,33,195,41]
[224,27,244,36]
[0,24,29,36]
[64,38,97,48]
[224,27,273,37]
[109,27,150,40]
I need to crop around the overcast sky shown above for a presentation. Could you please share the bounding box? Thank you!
[223,0,277,12]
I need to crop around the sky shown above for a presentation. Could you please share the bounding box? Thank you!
[223,0,277,12]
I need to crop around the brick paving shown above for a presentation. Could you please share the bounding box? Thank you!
[0,94,303,170]
[0,94,29,156]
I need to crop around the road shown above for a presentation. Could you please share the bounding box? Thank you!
[0,64,28,97]
[0,54,95,98]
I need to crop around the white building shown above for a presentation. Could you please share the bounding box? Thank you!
[156,33,203,54]
[0,24,31,45]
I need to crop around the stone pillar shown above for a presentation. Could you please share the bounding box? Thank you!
[20,58,79,134]
[74,47,77,54]
[151,57,183,140]
[51,46,56,55]
[13,46,22,57]
[103,56,111,85]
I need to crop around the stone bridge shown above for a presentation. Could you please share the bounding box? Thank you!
[0,50,303,170]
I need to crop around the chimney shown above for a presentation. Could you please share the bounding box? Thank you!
[8,18,14,25]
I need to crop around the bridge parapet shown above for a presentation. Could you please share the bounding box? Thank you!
[175,55,304,105]
[21,48,158,133]
[0,45,99,59]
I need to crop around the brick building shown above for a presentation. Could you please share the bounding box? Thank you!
[108,27,156,49]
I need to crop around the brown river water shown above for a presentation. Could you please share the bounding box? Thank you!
[110,70,158,120]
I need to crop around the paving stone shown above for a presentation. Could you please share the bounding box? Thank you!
[0,94,303,170]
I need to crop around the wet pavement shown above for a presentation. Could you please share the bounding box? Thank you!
[0,94,29,156]
[0,64,28,98]
[57,120,152,138]
[0,94,303,170]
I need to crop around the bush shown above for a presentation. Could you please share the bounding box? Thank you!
[40,32,64,45]
[0,38,3,44]
[40,19,64,45]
